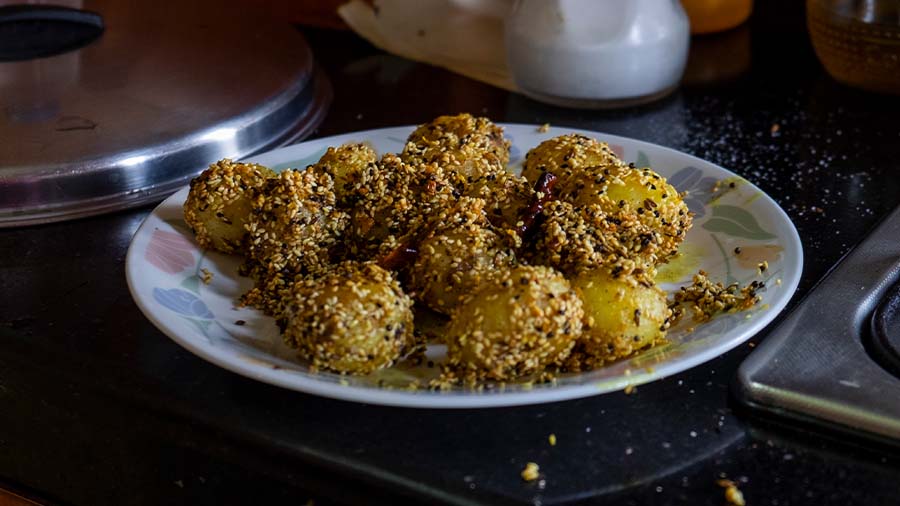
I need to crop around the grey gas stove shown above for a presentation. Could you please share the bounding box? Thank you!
[738,204,900,442]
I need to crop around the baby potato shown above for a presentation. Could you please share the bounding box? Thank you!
[561,165,692,261]
[283,262,414,374]
[242,169,348,315]
[522,134,622,191]
[309,143,377,204]
[446,265,583,381]
[532,200,629,275]
[408,198,517,314]
[463,170,534,232]
[401,113,510,185]
[571,267,669,363]
[345,154,457,257]
[183,159,274,253]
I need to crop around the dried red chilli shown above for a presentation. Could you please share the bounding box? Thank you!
[377,244,419,271]
[516,171,558,239]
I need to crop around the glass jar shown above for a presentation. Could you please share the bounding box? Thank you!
[505,0,690,108]
[807,0,900,95]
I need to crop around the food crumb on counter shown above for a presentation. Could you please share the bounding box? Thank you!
[200,268,213,284]
[770,123,780,136]
[624,384,636,395]
[521,462,540,481]
[538,123,551,133]
[717,479,746,506]
[548,433,557,446]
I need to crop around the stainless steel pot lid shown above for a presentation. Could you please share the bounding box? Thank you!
[0,0,331,227]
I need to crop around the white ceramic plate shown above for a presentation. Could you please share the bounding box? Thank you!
[126,124,803,408]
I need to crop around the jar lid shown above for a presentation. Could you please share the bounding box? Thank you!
[0,1,330,227]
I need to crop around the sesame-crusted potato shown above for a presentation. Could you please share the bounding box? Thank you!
[464,170,534,231]
[445,265,583,381]
[401,113,510,187]
[242,169,348,315]
[522,134,622,191]
[408,198,517,314]
[308,143,377,204]
[345,153,457,257]
[183,159,274,253]
[283,261,414,374]
[561,165,692,262]
[532,200,659,275]
[570,268,669,366]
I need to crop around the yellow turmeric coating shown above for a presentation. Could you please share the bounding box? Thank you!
[566,267,670,370]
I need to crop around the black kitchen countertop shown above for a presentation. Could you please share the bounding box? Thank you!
[3,2,900,505]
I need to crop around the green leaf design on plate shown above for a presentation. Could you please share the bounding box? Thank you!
[702,205,777,240]
[635,150,650,168]
[180,275,201,294]
[183,317,212,341]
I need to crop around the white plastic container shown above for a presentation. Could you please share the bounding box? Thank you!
[505,0,690,108]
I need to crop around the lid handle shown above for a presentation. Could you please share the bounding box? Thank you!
[0,4,104,62]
